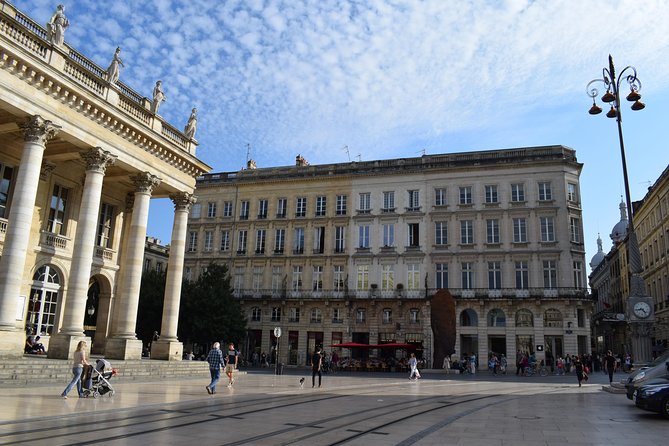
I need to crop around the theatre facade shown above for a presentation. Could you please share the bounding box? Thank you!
[0,2,210,359]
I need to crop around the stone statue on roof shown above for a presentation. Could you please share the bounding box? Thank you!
[151,80,166,114]
[105,47,124,84]
[184,108,197,139]
[47,4,69,47]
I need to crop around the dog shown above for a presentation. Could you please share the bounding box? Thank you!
[299,377,305,388]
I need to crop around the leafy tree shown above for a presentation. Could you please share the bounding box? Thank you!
[178,263,247,347]
[137,269,166,346]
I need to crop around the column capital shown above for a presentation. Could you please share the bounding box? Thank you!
[19,115,61,145]
[130,172,161,194]
[169,192,197,212]
[80,147,117,174]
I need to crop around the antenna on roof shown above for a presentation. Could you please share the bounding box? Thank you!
[246,143,251,165]
[355,154,361,162]
[343,145,350,162]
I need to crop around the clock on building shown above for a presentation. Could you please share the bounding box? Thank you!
[633,301,651,319]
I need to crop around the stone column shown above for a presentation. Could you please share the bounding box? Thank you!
[0,116,59,356]
[48,148,116,359]
[105,173,160,360]
[152,192,195,361]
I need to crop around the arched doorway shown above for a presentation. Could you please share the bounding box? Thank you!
[25,265,61,336]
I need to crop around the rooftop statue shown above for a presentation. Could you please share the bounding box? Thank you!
[184,108,197,139]
[151,80,166,114]
[105,47,124,84]
[47,4,69,47]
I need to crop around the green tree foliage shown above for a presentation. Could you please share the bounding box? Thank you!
[178,263,247,347]
[137,269,166,346]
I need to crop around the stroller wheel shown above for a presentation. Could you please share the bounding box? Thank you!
[108,390,115,397]
[93,391,100,398]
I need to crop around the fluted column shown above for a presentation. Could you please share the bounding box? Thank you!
[105,173,160,360]
[0,116,59,339]
[152,192,196,360]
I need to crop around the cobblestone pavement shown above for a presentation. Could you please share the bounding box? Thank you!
[0,369,665,445]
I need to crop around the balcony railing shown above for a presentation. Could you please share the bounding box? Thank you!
[40,230,69,251]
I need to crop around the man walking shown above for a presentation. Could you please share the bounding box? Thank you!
[311,346,323,388]
[604,350,616,385]
[205,342,225,395]
[226,343,238,387]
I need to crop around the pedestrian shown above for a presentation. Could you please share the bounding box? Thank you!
[469,352,477,374]
[499,354,507,374]
[604,350,616,384]
[443,354,451,372]
[205,342,225,395]
[311,346,323,387]
[574,356,586,387]
[61,340,90,399]
[226,343,238,387]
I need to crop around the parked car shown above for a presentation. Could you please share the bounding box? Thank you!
[634,383,669,418]
[626,359,669,401]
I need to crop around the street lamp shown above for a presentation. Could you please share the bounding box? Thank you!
[586,55,654,364]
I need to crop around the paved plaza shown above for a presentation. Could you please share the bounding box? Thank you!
[0,369,666,446]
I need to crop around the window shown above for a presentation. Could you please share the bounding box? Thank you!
[408,223,420,247]
[332,307,343,323]
[312,266,323,291]
[219,231,231,252]
[358,225,370,248]
[271,307,281,322]
[47,184,69,234]
[239,200,249,220]
[144,258,152,271]
[191,203,201,219]
[187,231,197,252]
[207,202,217,218]
[515,309,533,327]
[204,231,213,252]
[289,307,300,323]
[310,308,322,323]
[488,261,501,289]
[570,217,581,243]
[313,226,325,254]
[274,228,285,253]
[26,265,60,336]
[293,227,304,254]
[544,308,563,328]
[156,262,163,273]
[383,308,393,324]
[382,191,395,212]
[573,261,584,288]
[316,196,327,216]
[233,267,244,292]
[511,184,525,202]
[358,192,371,213]
[357,265,369,289]
[333,265,345,291]
[335,226,346,253]
[237,230,247,254]
[223,201,232,217]
[436,263,448,289]
[356,308,366,323]
[434,187,447,206]
[543,260,557,288]
[515,261,529,289]
[577,309,585,327]
[460,220,473,244]
[486,219,500,244]
[251,307,261,322]
[185,263,192,280]
[0,162,14,218]
[271,266,283,292]
[540,217,555,242]
[295,197,306,217]
[336,194,347,215]
[435,221,448,245]
[382,265,394,290]
[407,264,420,289]
[258,199,268,219]
[410,308,420,324]
[292,266,303,290]
[567,183,579,203]
[488,309,506,327]
[407,190,420,211]
[538,182,552,201]
[460,309,478,326]
[513,218,527,243]
[382,223,394,247]
[485,185,498,203]
[276,198,287,218]
[252,267,263,291]
[461,262,474,289]
[255,229,266,254]
[459,186,472,205]
[96,203,115,248]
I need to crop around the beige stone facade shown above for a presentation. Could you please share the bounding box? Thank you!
[0,3,210,359]
[185,147,592,369]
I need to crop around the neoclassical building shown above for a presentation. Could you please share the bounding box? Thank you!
[185,146,592,369]
[0,3,209,359]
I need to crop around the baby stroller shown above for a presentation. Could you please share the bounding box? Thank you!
[82,359,117,398]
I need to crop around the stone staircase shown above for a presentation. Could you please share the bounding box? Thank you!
[0,355,214,386]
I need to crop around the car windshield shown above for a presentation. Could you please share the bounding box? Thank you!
[649,350,669,367]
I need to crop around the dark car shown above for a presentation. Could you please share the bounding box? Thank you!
[626,360,669,400]
[634,383,669,418]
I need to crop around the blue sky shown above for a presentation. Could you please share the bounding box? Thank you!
[20,0,669,272]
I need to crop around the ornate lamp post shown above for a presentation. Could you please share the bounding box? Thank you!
[587,55,654,364]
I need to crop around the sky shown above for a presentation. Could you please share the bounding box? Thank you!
[19,0,669,274]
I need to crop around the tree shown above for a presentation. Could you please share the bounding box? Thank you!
[178,263,247,347]
[137,269,166,347]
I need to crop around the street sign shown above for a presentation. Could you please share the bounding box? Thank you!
[536,344,544,351]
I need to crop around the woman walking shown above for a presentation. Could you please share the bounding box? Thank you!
[574,356,585,387]
[61,341,90,399]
